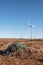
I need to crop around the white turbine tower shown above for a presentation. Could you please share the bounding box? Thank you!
[29,24,32,39]
[27,20,35,39]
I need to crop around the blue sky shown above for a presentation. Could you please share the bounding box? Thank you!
[0,0,43,38]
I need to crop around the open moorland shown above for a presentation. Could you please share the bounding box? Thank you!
[0,38,43,65]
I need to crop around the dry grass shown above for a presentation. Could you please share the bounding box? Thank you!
[0,38,43,65]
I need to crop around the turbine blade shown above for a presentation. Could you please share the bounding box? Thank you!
[27,19,31,26]
[32,26,35,27]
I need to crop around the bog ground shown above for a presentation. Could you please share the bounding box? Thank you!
[0,38,43,65]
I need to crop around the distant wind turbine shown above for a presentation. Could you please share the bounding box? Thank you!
[27,20,35,39]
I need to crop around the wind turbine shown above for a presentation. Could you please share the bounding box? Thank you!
[27,20,35,39]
